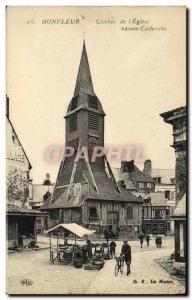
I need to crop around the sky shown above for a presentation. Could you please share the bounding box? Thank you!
[6,6,186,184]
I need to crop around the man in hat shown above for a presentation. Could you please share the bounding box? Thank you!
[121,240,131,275]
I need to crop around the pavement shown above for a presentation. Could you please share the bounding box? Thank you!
[6,235,185,295]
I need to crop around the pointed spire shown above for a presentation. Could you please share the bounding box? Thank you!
[74,41,95,96]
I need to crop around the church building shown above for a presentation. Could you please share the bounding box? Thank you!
[41,42,142,239]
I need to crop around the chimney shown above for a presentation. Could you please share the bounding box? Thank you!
[121,160,134,173]
[43,173,51,185]
[143,159,152,176]
[46,173,50,180]
[6,95,9,118]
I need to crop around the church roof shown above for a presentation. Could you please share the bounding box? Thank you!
[40,172,143,210]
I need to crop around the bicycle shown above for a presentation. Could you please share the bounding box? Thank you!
[114,255,124,276]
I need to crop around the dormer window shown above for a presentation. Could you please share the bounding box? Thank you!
[154,176,161,184]
[144,197,151,205]
[88,95,98,109]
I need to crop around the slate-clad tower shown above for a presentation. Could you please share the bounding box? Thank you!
[41,42,142,238]
[57,41,106,188]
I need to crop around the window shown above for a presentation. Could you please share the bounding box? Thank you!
[69,113,77,132]
[144,197,151,205]
[138,182,144,189]
[127,207,133,219]
[165,190,170,200]
[154,209,160,219]
[88,95,98,109]
[88,112,98,130]
[89,207,98,221]
[89,207,97,217]
[146,182,152,189]
[154,176,161,184]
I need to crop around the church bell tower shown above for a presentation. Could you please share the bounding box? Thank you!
[57,41,107,188]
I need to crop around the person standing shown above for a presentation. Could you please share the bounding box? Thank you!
[104,228,110,243]
[121,240,131,275]
[86,240,92,258]
[159,236,162,248]
[64,238,68,246]
[146,234,150,246]
[109,240,116,258]
[139,233,144,248]
[155,236,159,248]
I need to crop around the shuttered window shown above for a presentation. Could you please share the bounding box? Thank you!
[88,112,98,130]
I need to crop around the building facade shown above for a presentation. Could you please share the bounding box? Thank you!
[6,96,44,249]
[29,176,55,234]
[40,42,142,239]
[134,193,171,235]
[161,106,186,271]
[151,168,175,234]
[113,160,174,235]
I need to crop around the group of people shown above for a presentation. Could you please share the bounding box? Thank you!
[155,236,162,248]
[138,233,150,248]
[138,233,163,248]
[104,228,117,242]
[63,230,162,277]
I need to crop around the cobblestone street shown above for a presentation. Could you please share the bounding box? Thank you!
[7,236,185,295]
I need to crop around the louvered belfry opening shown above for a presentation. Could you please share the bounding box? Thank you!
[88,112,98,130]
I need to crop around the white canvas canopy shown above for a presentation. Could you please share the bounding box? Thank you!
[46,223,95,238]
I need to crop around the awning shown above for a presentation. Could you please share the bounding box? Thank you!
[7,204,46,217]
[46,223,95,238]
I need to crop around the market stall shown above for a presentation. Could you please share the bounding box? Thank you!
[46,223,96,266]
